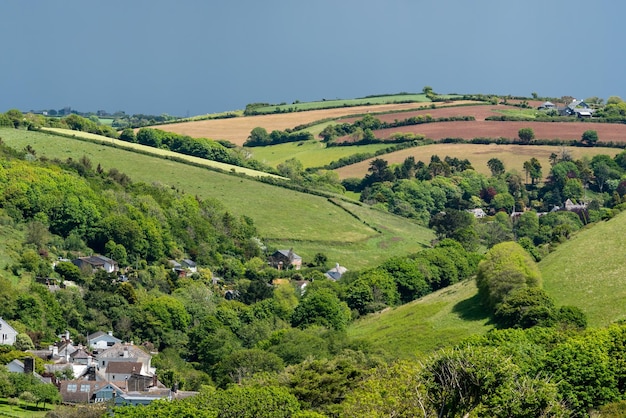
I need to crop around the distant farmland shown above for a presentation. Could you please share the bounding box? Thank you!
[335,143,622,179]
[150,101,479,145]
[336,120,626,144]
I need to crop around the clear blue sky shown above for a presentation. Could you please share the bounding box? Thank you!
[1,1,622,116]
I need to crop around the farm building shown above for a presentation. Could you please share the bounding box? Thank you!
[270,249,302,270]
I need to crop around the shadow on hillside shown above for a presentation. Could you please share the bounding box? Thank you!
[452,293,492,322]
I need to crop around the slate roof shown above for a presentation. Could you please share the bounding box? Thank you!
[106,361,142,375]
[274,250,302,260]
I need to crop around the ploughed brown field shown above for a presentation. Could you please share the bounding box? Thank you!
[336,121,626,143]
[150,101,480,146]
[334,143,622,180]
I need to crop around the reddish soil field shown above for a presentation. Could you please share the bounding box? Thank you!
[336,121,626,143]
[151,102,465,146]
[340,104,520,124]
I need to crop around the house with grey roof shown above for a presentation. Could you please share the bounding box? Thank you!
[270,249,302,270]
[325,263,348,281]
[72,255,118,273]
[558,99,595,118]
[88,331,122,352]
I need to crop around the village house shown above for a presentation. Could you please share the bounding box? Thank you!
[0,317,18,346]
[72,255,118,273]
[558,100,595,118]
[270,249,302,270]
[87,330,122,352]
[325,263,348,281]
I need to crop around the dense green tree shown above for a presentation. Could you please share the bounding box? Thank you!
[494,287,557,328]
[581,129,598,146]
[214,348,284,386]
[487,158,505,177]
[475,242,542,309]
[291,289,351,331]
[518,127,535,144]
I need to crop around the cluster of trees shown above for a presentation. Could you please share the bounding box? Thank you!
[343,148,626,252]
[120,127,277,173]
[244,127,313,147]
[342,239,479,314]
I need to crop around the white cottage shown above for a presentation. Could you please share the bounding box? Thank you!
[0,317,18,346]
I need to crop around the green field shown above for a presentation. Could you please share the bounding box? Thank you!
[348,279,492,359]
[252,94,434,114]
[493,108,541,118]
[348,210,626,360]
[41,128,284,179]
[0,128,433,270]
[97,118,114,126]
[541,211,626,327]
[246,140,393,168]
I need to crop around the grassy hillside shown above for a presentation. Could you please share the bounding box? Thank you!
[541,211,626,327]
[246,140,392,169]
[42,128,284,179]
[0,128,433,270]
[348,279,492,359]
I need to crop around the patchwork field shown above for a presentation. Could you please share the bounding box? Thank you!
[339,104,521,124]
[334,143,622,179]
[245,140,393,169]
[336,120,626,144]
[151,101,480,145]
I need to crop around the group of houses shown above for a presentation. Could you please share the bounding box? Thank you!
[1,318,193,406]
[468,199,589,220]
[538,99,595,118]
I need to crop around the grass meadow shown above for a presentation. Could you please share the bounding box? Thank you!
[541,210,626,327]
[348,279,492,359]
[251,94,433,114]
[246,140,393,168]
[41,128,284,179]
[0,128,432,270]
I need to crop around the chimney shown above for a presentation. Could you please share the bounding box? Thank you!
[108,331,113,337]
[65,330,70,341]
[23,357,34,374]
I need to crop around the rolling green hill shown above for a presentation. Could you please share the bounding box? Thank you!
[0,128,433,270]
[347,211,626,360]
[541,211,626,327]
[347,279,493,360]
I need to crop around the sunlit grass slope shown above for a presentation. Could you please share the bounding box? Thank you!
[541,211,626,327]
[0,128,433,270]
[348,279,492,359]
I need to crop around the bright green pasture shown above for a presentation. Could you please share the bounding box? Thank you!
[493,108,541,118]
[41,128,284,179]
[246,141,392,168]
[0,128,433,270]
[348,279,492,359]
[252,94,433,114]
[98,118,114,126]
[541,211,626,327]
